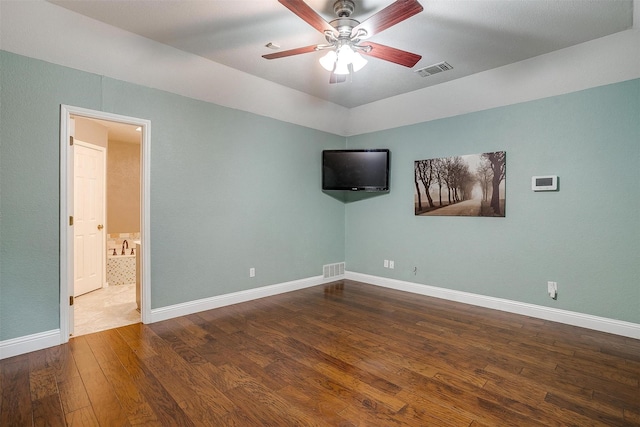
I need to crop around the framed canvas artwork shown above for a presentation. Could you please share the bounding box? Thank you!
[414,151,506,217]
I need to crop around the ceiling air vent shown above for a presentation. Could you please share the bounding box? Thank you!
[415,61,453,77]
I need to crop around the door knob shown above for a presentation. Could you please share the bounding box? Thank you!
[97,224,104,230]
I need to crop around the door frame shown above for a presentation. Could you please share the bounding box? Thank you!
[60,105,151,342]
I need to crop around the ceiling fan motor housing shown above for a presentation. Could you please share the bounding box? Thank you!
[333,0,355,17]
[330,18,360,38]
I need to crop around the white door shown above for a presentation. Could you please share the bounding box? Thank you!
[73,141,106,297]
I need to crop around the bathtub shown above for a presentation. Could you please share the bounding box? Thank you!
[107,253,136,286]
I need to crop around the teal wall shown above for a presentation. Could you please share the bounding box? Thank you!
[346,79,640,324]
[1,49,638,343]
[0,51,346,340]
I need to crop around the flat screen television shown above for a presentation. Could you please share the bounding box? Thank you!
[322,149,390,192]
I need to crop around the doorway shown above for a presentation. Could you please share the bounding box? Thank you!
[60,105,151,341]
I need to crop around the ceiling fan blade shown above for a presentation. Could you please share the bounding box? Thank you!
[360,42,421,67]
[278,0,335,35]
[262,45,318,60]
[352,0,423,38]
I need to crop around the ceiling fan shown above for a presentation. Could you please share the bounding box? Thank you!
[263,0,423,83]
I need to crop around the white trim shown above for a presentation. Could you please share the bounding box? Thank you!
[1,274,340,359]
[5,270,635,359]
[60,108,72,341]
[0,330,61,360]
[60,105,152,344]
[346,271,640,339]
[150,274,341,323]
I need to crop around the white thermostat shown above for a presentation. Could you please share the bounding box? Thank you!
[532,175,558,191]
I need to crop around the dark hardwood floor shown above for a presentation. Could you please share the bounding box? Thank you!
[2,280,639,426]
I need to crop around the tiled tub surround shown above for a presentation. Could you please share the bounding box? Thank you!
[107,232,139,286]
[107,254,136,286]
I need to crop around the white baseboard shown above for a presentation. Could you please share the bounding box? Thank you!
[346,271,640,339]
[4,271,634,360]
[0,274,343,359]
[150,274,341,323]
[0,329,62,360]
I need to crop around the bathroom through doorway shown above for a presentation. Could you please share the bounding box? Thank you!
[60,106,151,341]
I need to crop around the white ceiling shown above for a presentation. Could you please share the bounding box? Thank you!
[48,0,633,108]
[73,116,141,144]
[96,119,142,144]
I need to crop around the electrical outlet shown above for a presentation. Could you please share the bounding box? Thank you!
[389,260,395,269]
[547,281,557,299]
[384,260,389,268]
[249,268,256,278]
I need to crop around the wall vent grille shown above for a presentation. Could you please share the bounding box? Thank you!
[415,61,453,77]
[323,262,345,279]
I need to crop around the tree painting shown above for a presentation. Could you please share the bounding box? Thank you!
[414,151,506,217]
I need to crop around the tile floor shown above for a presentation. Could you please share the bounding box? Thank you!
[73,283,140,336]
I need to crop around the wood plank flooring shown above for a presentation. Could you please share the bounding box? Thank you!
[2,280,639,426]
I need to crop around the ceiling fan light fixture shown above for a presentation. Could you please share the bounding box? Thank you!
[321,44,367,75]
[337,44,355,64]
[334,60,350,75]
[319,50,338,71]
[351,52,367,72]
